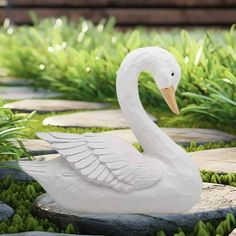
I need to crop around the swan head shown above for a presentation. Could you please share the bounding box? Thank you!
[151,48,181,114]
[117,47,181,114]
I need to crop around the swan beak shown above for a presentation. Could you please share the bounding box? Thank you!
[160,86,179,114]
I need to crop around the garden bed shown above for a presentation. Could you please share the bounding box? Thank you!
[0,17,235,236]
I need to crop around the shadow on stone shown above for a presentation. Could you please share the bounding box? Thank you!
[0,232,100,236]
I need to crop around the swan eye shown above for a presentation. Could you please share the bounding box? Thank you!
[171,72,174,77]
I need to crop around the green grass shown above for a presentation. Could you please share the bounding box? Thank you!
[0,18,235,126]
[0,176,78,234]
[0,103,32,160]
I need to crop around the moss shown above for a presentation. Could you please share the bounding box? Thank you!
[201,171,236,187]
[156,213,236,236]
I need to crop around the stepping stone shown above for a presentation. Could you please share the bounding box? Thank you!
[0,201,14,221]
[0,86,59,100]
[11,139,55,155]
[0,233,97,236]
[190,147,236,174]
[4,99,110,113]
[32,183,236,236]
[0,77,29,86]
[34,154,60,161]
[43,110,157,128]
[230,229,236,236]
[104,128,236,145]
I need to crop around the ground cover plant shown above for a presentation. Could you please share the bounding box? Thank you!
[0,102,32,161]
[0,176,78,234]
[0,16,235,236]
[0,18,235,126]
[0,108,235,235]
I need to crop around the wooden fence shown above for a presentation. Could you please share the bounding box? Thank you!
[1,0,236,26]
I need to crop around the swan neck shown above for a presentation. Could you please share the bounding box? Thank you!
[116,68,171,156]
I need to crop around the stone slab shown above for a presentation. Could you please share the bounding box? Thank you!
[32,183,236,236]
[0,201,14,221]
[0,77,29,86]
[4,99,110,113]
[11,139,56,155]
[43,110,157,128]
[190,147,236,174]
[11,128,235,156]
[0,233,100,236]
[0,86,59,100]
[104,128,236,145]
[230,229,236,236]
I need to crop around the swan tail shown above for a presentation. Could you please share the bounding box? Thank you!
[19,160,48,180]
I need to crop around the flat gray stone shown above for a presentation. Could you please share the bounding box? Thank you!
[230,228,236,236]
[11,128,234,156]
[0,233,98,236]
[190,147,236,174]
[33,154,60,161]
[4,99,110,113]
[104,128,236,145]
[43,110,157,128]
[0,77,29,86]
[0,86,59,100]
[0,201,14,221]
[32,183,236,236]
[11,139,55,155]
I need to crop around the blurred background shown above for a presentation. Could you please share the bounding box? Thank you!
[1,0,236,27]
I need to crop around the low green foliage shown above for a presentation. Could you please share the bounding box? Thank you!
[155,211,236,236]
[201,171,236,187]
[0,176,78,234]
[0,103,32,160]
[183,141,236,152]
[0,18,235,125]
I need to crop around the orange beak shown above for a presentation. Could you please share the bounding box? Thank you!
[160,86,179,114]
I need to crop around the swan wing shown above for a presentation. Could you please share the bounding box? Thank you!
[37,132,162,192]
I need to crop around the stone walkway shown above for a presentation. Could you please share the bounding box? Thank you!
[0,86,59,100]
[43,110,157,128]
[11,139,55,155]
[191,147,236,174]
[0,233,99,236]
[16,145,236,175]
[1,75,236,235]
[32,183,236,236]
[0,77,29,86]
[104,128,236,145]
[16,131,235,158]
[4,99,110,113]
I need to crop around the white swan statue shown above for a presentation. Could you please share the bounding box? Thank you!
[19,47,202,214]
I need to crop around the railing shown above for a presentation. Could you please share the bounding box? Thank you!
[1,0,236,26]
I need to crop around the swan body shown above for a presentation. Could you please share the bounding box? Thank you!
[19,47,202,214]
